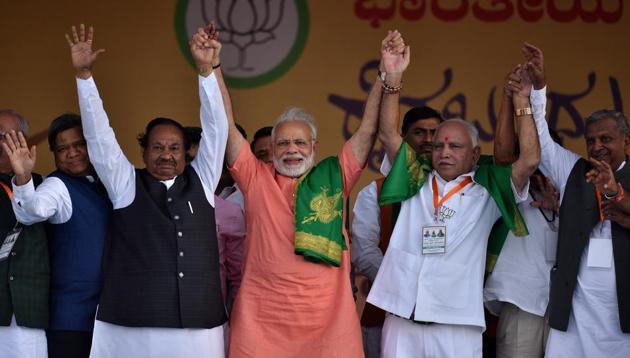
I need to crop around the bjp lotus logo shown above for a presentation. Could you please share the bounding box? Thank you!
[175,0,309,88]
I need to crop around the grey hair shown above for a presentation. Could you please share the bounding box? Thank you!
[0,109,29,135]
[271,107,317,141]
[436,118,479,147]
[585,109,630,135]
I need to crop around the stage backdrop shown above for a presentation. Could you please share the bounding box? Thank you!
[1,0,628,200]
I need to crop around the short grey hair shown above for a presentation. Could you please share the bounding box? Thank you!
[436,118,479,147]
[585,109,630,136]
[271,107,317,141]
[0,109,29,135]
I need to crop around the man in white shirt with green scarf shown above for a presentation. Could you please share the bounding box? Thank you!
[367,41,541,357]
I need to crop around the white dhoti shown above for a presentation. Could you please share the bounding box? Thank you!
[381,314,482,358]
[545,244,630,358]
[90,320,225,358]
[0,315,47,358]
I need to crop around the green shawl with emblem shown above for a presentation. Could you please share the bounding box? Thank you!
[378,142,528,273]
[294,156,347,267]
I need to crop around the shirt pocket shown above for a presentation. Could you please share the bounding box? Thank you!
[426,261,471,309]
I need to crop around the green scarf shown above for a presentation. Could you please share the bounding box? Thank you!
[294,156,346,267]
[378,142,528,273]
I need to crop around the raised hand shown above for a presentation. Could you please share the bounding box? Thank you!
[0,130,36,185]
[514,65,533,99]
[530,175,560,213]
[522,42,546,90]
[586,158,618,196]
[65,24,105,79]
[190,21,222,77]
[380,30,410,76]
[503,64,523,98]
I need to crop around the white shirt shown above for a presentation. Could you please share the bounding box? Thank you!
[483,194,558,317]
[483,87,559,317]
[367,170,528,329]
[11,175,97,225]
[351,180,383,283]
[531,87,630,356]
[77,74,227,210]
[76,73,228,358]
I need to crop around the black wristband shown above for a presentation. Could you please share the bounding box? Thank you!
[212,63,221,69]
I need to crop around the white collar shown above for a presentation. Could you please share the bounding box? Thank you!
[160,176,177,190]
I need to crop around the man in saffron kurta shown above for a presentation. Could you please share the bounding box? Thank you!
[210,27,408,358]
[228,140,363,356]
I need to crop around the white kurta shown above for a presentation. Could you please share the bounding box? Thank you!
[484,193,558,317]
[12,175,96,225]
[531,87,630,357]
[352,180,382,283]
[0,315,47,358]
[76,72,228,358]
[368,170,528,330]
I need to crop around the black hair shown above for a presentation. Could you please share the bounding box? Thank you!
[137,117,190,151]
[401,106,443,135]
[250,126,272,151]
[48,113,82,151]
[584,109,630,136]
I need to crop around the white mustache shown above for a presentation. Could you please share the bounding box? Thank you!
[280,154,305,162]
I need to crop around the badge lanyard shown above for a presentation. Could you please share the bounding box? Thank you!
[595,188,605,222]
[432,176,472,221]
[0,181,12,200]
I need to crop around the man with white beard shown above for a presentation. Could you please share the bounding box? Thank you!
[202,26,406,358]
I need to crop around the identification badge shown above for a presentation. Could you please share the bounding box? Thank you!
[586,238,613,268]
[0,227,22,262]
[422,225,446,254]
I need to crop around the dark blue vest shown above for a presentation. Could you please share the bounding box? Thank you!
[46,171,111,331]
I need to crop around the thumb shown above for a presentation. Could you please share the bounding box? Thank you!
[30,145,37,161]
[530,201,542,208]
[403,45,411,62]
[93,48,106,58]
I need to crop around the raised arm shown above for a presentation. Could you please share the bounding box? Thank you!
[522,42,579,195]
[493,65,521,165]
[189,24,229,203]
[66,24,135,209]
[377,31,410,163]
[192,23,244,167]
[2,131,71,225]
[510,67,540,192]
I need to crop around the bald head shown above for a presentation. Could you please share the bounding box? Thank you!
[0,110,29,174]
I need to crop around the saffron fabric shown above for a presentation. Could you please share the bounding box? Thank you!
[228,141,364,357]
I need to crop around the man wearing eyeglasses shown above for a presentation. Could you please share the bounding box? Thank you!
[213,30,407,357]
[2,113,111,358]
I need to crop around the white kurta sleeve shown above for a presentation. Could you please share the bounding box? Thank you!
[351,181,383,282]
[77,77,136,209]
[11,176,72,225]
[531,87,580,199]
[190,73,229,207]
